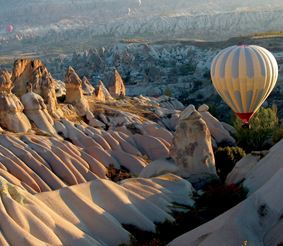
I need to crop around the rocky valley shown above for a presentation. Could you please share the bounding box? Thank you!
[1,1,283,245]
[0,56,281,245]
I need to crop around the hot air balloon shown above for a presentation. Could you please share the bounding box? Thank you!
[6,24,14,33]
[210,45,278,124]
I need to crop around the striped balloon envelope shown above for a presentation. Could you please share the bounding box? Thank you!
[210,45,278,124]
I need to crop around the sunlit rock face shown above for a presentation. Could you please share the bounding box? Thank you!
[0,70,31,133]
[170,105,216,178]
[64,66,90,116]
[11,58,61,119]
[107,69,126,98]
[0,70,12,92]
[95,80,106,102]
[82,76,95,95]
[0,173,194,246]
[198,104,236,146]
[96,80,113,101]
[21,85,57,136]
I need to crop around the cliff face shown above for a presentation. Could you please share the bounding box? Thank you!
[11,59,61,118]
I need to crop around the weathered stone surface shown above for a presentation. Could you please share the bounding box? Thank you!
[169,143,283,246]
[198,104,236,146]
[139,158,178,178]
[64,66,90,116]
[82,76,95,95]
[96,80,113,101]
[0,70,12,92]
[226,153,261,185]
[11,59,62,119]
[0,70,31,133]
[107,69,126,98]
[21,85,57,135]
[170,105,216,178]
[133,134,170,160]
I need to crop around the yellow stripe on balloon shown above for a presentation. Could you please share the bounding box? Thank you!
[210,45,278,122]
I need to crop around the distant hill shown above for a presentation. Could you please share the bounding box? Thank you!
[0,0,283,55]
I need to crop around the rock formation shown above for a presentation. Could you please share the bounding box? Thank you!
[82,76,95,95]
[64,66,90,116]
[0,70,31,133]
[11,59,62,119]
[54,79,66,97]
[21,84,57,135]
[228,139,283,194]
[198,104,236,146]
[108,69,126,98]
[226,153,262,185]
[0,173,194,245]
[169,141,283,246]
[170,105,216,178]
[95,80,106,102]
[139,158,179,178]
[0,70,12,92]
[96,80,113,101]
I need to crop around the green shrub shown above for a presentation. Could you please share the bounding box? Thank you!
[272,127,283,144]
[163,87,172,97]
[215,146,246,181]
[234,107,278,152]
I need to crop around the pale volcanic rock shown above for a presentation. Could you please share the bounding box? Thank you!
[170,105,216,178]
[0,70,12,93]
[242,140,283,194]
[108,130,142,156]
[133,134,170,160]
[160,111,180,131]
[169,157,283,246]
[198,104,236,146]
[64,66,90,116]
[226,153,262,185]
[107,111,143,127]
[0,135,65,191]
[0,70,31,133]
[96,80,113,101]
[21,87,57,136]
[0,177,105,246]
[111,150,147,175]
[11,59,62,119]
[139,158,178,178]
[57,119,120,168]
[11,58,43,96]
[88,118,106,128]
[0,173,194,246]
[107,69,126,98]
[155,96,185,110]
[141,123,173,144]
[0,133,107,192]
[221,121,237,136]
[82,76,95,95]
[54,79,66,97]
[95,80,106,102]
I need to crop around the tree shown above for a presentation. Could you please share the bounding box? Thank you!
[234,107,278,152]
[215,146,246,182]
[163,87,172,97]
